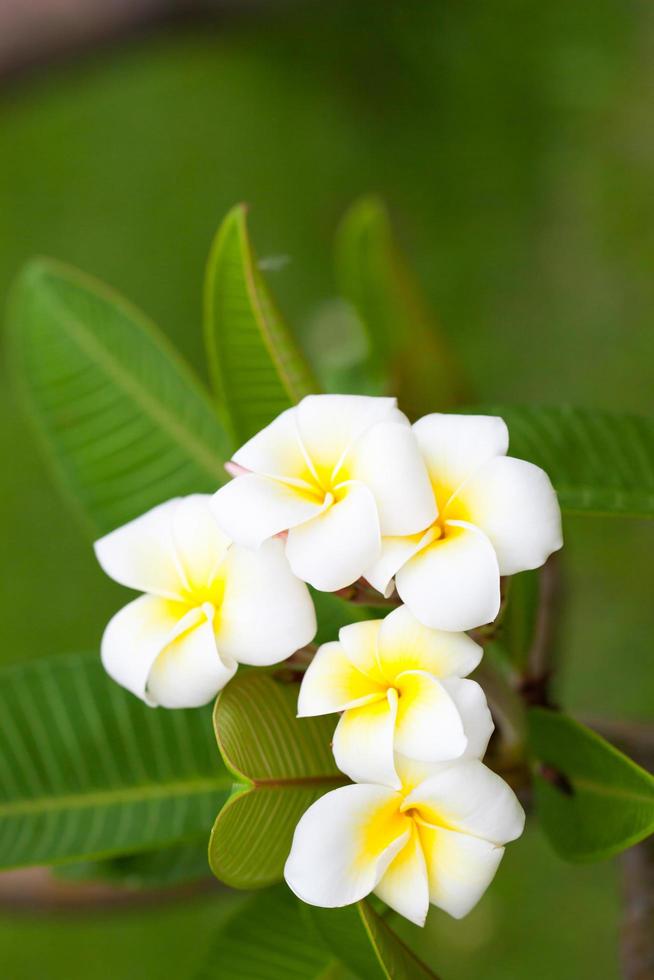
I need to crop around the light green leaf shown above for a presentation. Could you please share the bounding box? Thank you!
[209,672,345,889]
[469,404,654,518]
[335,196,467,416]
[309,902,439,979]
[204,204,318,443]
[55,839,212,889]
[0,653,231,870]
[8,258,230,537]
[196,886,349,980]
[529,708,654,861]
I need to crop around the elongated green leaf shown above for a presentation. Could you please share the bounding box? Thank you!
[204,204,318,443]
[336,196,467,416]
[310,902,439,980]
[209,672,345,889]
[8,258,230,536]
[55,839,211,888]
[196,886,349,980]
[529,708,654,861]
[469,404,654,518]
[0,653,231,870]
[495,569,541,671]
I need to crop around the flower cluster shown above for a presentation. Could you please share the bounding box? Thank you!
[96,395,562,924]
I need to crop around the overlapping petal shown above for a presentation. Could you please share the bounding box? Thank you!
[333,690,400,788]
[232,406,313,483]
[338,619,385,683]
[297,641,385,716]
[413,414,509,506]
[211,473,323,550]
[417,823,504,919]
[377,605,482,679]
[393,671,467,762]
[374,824,430,926]
[147,618,237,708]
[441,678,494,760]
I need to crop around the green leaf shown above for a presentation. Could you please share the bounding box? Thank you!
[495,569,541,671]
[335,196,467,416]
[311,589,385,646]
[204,204,318,443]
[309,902,439,979]
[209,672,345,889]
[55,839,211,889]
[468,404,654,518]
[8,258,230,537]
[196,886,348,980]
[0,653,231,869]
[529,708,654,861]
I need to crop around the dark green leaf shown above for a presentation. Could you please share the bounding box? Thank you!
[529,708,654,861]
[495,569,541,670]
[204,204,318,443]
[55,839,211,888]
[0,653,231,869]
[310,901,439,979]
[8,258,230,536]
[335,196,467,416]
[468,404,654,518]
[210,672,345,889]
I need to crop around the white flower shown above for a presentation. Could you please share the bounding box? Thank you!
[298,605,492,788]
[284,754,525,925]
[94,495,316,708]
[365,414,563,631]
[211,395,436,592]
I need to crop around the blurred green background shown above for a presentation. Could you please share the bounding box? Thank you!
[1,1,652,976]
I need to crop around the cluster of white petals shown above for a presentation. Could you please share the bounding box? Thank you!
[96,394,562,924]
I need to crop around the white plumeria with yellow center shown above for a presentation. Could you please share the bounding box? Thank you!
[298,605,492,788]
[211,394,436,592]
[365,413,563,631]
[94,495,316,708]
[285,753,525,925]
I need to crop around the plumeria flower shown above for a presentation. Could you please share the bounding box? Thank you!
[94,495,316,708]
[211,395,436,592]
[365,414,563,631]
[285,753,525,925]
[298,605,492,788]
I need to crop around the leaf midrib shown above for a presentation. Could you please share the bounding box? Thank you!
[568,776,654,805]
[0,774,232,818]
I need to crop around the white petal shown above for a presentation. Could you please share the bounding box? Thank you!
[394,672,467,762]
[364,527,438,597]
[375,824,430,927]
[284,783,409,909]
[232,406,313,483]
[349,422,436,535]
[297,641,384,716]
[285,482,381,591]
[171,495,231,593]
[441,678,494,760]
[147,619,236,708]
[395,521,500,632]
[413,414,508,506]
[405,758,525,845]
[216,538,316,665]
[418,823,504,919]
[338,619,385,683]
[100,594,189,704]
[455,456,563,575]
[94,499,185,600]
[211,473,323,550]
[333,690,400,789]
[377,604,482,680]
[296,394,400,479]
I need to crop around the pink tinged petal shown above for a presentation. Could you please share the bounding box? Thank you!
[413,414,509,502]
[405,758,525,845]
[147,619,237,708]
[338,619,385,684]
[284,783,409,909]
[216,538,316,666]
[297,641,384,716]
[100,594,191,705]
[232,406,312,482]
[349,422,436,536]
[417,823,505,919]
[395,521,500,632]
[374,824,430,927]
[211,473,323,550]
[171,494,232,594]
[455,455,563,576]
[377,604,482,680]
[285,482,381,592]
[440,678,494,760]
[94,499,186,600]
[394,672,467,763]
[333,690,400,789]
[296,394,400,479]
[364,526,439,598]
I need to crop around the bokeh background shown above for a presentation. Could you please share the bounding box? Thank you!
[1,2,653,977]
